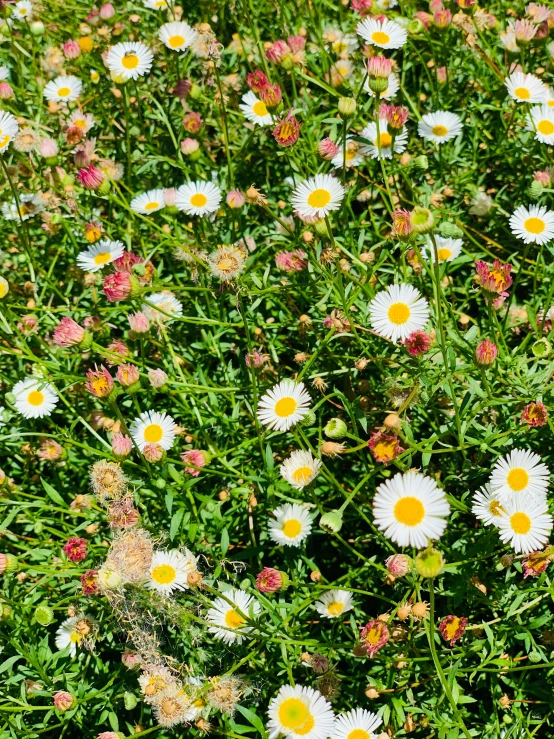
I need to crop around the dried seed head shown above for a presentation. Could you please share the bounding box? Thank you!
[89,460,127,503]
[410,601,429,621]
[320,441,346,456]
[108,529,154,584]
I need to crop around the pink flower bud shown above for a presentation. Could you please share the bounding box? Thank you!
[148,368,168,388]
[275,250,308,272]
[273,109,302,147]
[385,553,411,577]
[38,137,59,158]
[98,732,120,739]
[77,164,105,190]
[475,259,513,296]
[143,443,164,462]
[116,363,139,387]
[53,316,85,347]
[85,365,114,397]
[121,651,142,669]
[99,2,115,19]
[63,537,88,562]
[436,66,448,84]
[53,691,74,711]
[226,190,246,208]
[429,0,444,11]
[63,40,81,59]
[102,272,132,302]
[183,111,202,133]
[38,439,63,461]
[181,449,208,476]
[534,170,551,187]
[403,329,431,356]
[181,137,199,155]
[318,137,339,160]
[265,39,291,64]
[255,567,285,592]
[258,83,282,107]
[0,554,7,574]
[106,339,131,365]
[475,339,498,366]
[164,187,176,207]
[367,56,393,79]
[287,35,306,53]
[128,311,150,333]
[246,69,269,92]
[350,0,373,15]
[0,82,14,99]
[433,8,451,27]
[112,432,133,458]
[392,208,414,239]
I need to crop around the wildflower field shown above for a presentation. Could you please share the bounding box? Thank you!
[3,0,554,737]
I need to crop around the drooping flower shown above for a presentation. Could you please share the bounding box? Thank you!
[368,430,404,464]
[522,549,553,578]
[53,317,87,348]
[63,537,88,562]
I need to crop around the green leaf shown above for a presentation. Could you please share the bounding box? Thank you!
[236,705,266,736]
[0,655,20,674]
[265,443,274,471]
[108,712,119,732]
[220,527,230,555]
[170,508,185,540]
[41,478,64,506]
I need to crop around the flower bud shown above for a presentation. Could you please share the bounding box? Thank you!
[438,221,463,238]
[34,604,54,626]
[410,206,434,234]
[385,553,411,577]
[123,692,138,710]
[255,567,289,592]
[324,417,347,439]
[532,338,551,358]
[319,509,343,533]
[475,339,498,366]
[415,547,445,578]
[317,137,339,160]
[29,21,45,36]
[413,155,428,170]
[528,180,543,200]
[338,97,356,116]
[299,409,317,427]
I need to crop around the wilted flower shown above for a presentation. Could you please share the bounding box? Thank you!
[208,245,246,281]
[52,317,86,348]
[265,39,291,64]
[112,432,133,458]
[227,190,246,208]
[439,615,468,645]
[403,330,431,356]
[116,364,139,388]
[521,401,548,427]
[85,365,114,398]
[522,549,553,578]
[475,259,513,296]
[77,164,106,191]
[368,430,404,464]
[181,449,210,476]
[183,111,202,133]
[359,620,389,657]
[391,209,414,240]
[81,569,99,595]
[246,69,269,92]
[38,439,63,461]
[128,311,150,334]
[63,537,88,562]
[275,250,308,272]
[273,110,302,147]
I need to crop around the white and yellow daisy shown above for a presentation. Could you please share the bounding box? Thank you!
[423,236,463,263]
[55,616,86,657]
[369,283,430,343]
[43,75,82,103]
[67,110,95,133]
[334,708,382,739]
[418,111,463,144]
[472,484,505,526]
[2,194,44,221]
[143,0,167,8]
[12,377,58,419]
[158,21,198,51]
[365,72,400,100]
[291,173,345,220]
[142,291,183,325]
[356,17,407,49]
[148,549,197,596]
[373,471,450,549]
[239,90,273,126]
[13,0,32,20]
[330,33,358,55]
[269,503,313,547]
[267,684,335,739]
[130,189,166,214]
[505,71,547,104]
[331,138,364,169]
[257,379,311,432]
[280,450,322,490]
[314,590,354,619]
[542,89,554,108]
[76,239,125,272]
[489,448,549,503]
[175,180,221,216]
[106,41,154,81]
[0,110,18,152]
[497,499,553,553]
[509,204,554,245]
[130,410,178,452]
[206,588,259,645]
[526,105,554,144]
[360,119,408,159]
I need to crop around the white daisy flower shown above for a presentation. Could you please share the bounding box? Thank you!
[373,471,450,549]
[130,189,166,215]
[497,499,553,554]
[505,71,547,104]
[365,72,400,100]
[509,204,554,245]
[330,33,358,55]
[206,588,259,645]
[130,410,178,452]
[0,110,18,152]
[76,240,125,272]
[369,283,430,343]
[291,173,345,219]
[269,503,313,547]
[158,21,198,51]
[331,138,364,169]
[280,449,322,490]
[106,42,154,81]
[360,119,408,159]
[2,193,43,221]
[334,708,382,739]
[13,0,32,20]
[67,110,95,133]
[148,548,197,595]
[175,180,222,216]
[43,75,82,103]
[542,89,554,109]
[472,484,505,526]
[376,0,397,8]
[489,448,550,503]
[267,684,335,739]
[423,236,463,263]
[314,590,354,619]
[12,377,58,419]
[141,291,183,325]
[239,90,273,126]
[143,0,167,8]
[526,105,554,144]
[356,17,407,49]
[418,111,463,144]
[257,379,311,432]
[55,616,86,657]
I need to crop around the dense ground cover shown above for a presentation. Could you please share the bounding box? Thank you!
[1,0,554,737]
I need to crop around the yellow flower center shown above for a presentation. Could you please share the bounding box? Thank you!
[373,438,397,460]
[345,148,357,161]
[489,500,504,516]
[364,625,382,644]
[57,87,71,97]
[307,188,331,209]
[514,86,530,100]
[252,100,268,117]
[437,247,452,261]
[372,30,390,45]
[538,120,554,135]
[94,252,111,265]
[122,53,139,70]
[327,601,343,616]
[510,511,531,535]
[168,34,185,48]
[278,698,314,735]
[524,217,545,234]
[387,301,410,325]
[377,132,392,147]
[432,124,448,136]
[144,423,163,443]
[0,134,10,148]
[292,466,313,484]
[348,731,370,739]
[444,617,462,640]
[274,396,297,418]
[190,193,208,208]
[69,632,83,643]
[155,0,166,6]
[27,390,44,406]
[144,201,159,211]
[282,519,302,538]
[216,256,239,273]
[151,563,176,584]
[394,496,425,526]
[225,608,245,628]
[507,468,529,492]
